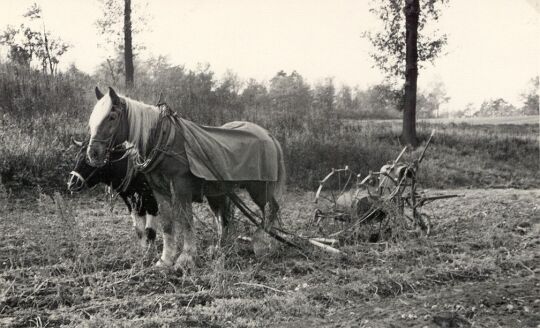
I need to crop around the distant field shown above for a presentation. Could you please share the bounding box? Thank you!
[418,115,539,125]
[347,115,539,126]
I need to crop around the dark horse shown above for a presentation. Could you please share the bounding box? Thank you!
[67,140,159,248]
[86,87,285,270]
[67,141,234,250]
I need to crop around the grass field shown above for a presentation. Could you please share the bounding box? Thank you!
[347,115,539,126]
[1,188,538,327]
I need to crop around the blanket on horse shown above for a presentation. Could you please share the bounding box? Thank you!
[178,119,278,182]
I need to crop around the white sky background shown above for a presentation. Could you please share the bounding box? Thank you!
[0,0,538,112]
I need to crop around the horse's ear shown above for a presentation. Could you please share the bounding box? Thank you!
[71,137,84,147]
[95,87,104,100]
[108,87,120,105]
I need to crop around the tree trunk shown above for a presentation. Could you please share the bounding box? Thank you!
[402,0,419,147]
[41,23,54,76]
[124,0,134,89]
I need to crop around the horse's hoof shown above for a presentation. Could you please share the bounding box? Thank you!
[252,228,277,258]
[155,258,173,268]
[174,253,196,272]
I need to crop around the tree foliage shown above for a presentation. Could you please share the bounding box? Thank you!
[364,0,448,80]
[0,3,69,74]
[417,80,449,117]
[95,0,149,87]
[520,76,539,115]
[95,0,148,54]
[476,98,518,117]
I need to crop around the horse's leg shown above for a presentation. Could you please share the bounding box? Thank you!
[153,192,177,267]
[207,194,232,248]
[121,194,148,248]
[144,190,159,243]
[145,213,158,242]
[246,182,280,228]
[246,182,280,256]
[174,188,197,270]
[131,211,148,248]
[207,195,223,247]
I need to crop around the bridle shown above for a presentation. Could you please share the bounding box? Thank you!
[67,170,93,192]
[87,102,128,166]
[68,143,129,192]
[68,147,102,192]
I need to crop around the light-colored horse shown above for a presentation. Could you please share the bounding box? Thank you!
[86,87,285,270]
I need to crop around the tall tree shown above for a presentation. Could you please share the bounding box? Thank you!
[402,0,419,145]
[365,0,448,146]
[124,0,134,89]
[96,0,148,89]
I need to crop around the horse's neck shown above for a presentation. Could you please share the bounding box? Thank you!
[125,101,160,156]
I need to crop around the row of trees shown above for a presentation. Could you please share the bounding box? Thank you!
[96,56,453,120]
[1,2,538,141]
[0,0,459,145]
[94,0,453,145]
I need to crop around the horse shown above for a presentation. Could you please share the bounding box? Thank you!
[85,87,285,270]
[67,139,159,248]
[67,139,235,250]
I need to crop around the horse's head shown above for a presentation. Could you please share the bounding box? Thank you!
[67,138,103,192]
[87,87,129,167]
[68,136,131,192]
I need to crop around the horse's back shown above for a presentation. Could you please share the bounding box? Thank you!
[179,119,279,182]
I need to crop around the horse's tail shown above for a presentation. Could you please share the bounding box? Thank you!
[272,136,286,198]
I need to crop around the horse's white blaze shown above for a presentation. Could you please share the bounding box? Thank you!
[89,95,113,137]
[88,93,160,154]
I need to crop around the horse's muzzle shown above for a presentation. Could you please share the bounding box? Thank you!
[67,171,86,192]
[86,147,108,168]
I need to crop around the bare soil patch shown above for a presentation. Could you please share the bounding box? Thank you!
[1,189,538,327]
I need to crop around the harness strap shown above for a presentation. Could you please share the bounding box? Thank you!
[128,100,184,173]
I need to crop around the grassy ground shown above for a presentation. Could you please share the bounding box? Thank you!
[1,115,538,193]
[1,188,538,327]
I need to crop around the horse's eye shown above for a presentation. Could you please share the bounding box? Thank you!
[109,114,116,121]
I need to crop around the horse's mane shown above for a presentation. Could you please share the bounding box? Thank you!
[124,96,160,155]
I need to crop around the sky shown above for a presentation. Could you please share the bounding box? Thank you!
[0,0,538,112]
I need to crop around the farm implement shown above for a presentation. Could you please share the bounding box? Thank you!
[313,131,460,241]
